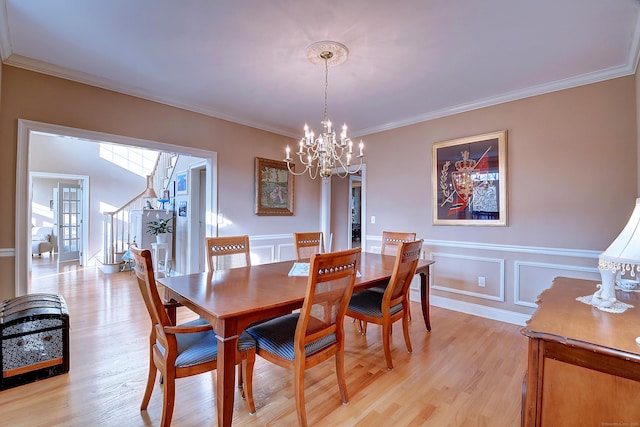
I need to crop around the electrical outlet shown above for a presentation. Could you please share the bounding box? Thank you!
[371,215,376,224]
[478,276,486,287]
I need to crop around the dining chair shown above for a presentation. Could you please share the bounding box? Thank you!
[130,246,257,427]
[381,231,416,255]
[347,240,423,370]
[246,247,360,427]
[358,231,417,331]
[293,231,325,261]
[205,235,251,272]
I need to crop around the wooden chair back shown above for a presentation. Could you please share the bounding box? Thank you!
[205,235,251,272]
[347,240,423,369]
[381,231,416,255]
[384,240,423,307]
[293,232,325,260]
[131,246,172,336]
[295,248,360,362]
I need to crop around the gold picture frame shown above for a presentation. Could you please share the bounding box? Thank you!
[432,130,507,226]
[255,157,294,216]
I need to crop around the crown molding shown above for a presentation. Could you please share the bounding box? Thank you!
[2,4,639,141]
[354,62,637,138]
[354,8,640,138]
[3,54,299,138]
[0,0,11,61]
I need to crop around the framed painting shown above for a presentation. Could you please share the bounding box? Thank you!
[255,157,294,216]
[432,130,507,226]
[176,171,188,194]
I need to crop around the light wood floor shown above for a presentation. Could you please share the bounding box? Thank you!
[1,255,528,426]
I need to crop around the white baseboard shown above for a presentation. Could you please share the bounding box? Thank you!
[421,294,531,326]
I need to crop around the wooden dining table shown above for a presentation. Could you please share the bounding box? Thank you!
[157,251,434,427]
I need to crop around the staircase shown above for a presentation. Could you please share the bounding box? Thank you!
[99,152,179,273]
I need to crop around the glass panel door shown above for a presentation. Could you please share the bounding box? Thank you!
[57,183,82,263]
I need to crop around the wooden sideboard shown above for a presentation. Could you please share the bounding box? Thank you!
[521,276,640,426]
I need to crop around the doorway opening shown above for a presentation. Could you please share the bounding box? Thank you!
[16,119,218,296]
[30,172,90,274]
[350,175,362,248]
[321,165,366,252]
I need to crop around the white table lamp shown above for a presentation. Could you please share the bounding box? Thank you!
[594,198,640,308]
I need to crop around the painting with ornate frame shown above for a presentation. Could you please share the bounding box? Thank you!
[255,157,294,216]
[432,130,507,226]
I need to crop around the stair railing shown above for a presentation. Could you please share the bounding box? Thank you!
[102,152,179,266]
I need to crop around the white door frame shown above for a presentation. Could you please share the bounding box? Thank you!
[348,175,362,249]
[16,119,218,296]
[187,161,207,274]
[320,164,366,253]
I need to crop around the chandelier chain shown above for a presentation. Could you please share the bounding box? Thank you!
[323,57,329,122]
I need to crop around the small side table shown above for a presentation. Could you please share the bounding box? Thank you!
[150,243,169,273]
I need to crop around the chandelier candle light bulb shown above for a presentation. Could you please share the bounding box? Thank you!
[285,41,364,180]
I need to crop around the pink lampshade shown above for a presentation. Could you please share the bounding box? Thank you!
[142,175,157,199]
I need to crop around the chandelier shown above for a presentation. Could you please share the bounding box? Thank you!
[285,41,364,180]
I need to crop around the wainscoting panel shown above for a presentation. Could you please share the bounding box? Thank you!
[430,252,505,301]
[277,243,296,263]
[249,234,294,264]
[364,235,601,325]
[514,261,599,308]
[250,244,275,266]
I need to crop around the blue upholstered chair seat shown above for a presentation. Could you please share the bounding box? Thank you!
[247,313,336,361]
[157,318,256,368]
[348,290,403,318]
[369,283,387,293]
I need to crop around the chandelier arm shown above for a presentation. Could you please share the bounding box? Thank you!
[286,162,312,176]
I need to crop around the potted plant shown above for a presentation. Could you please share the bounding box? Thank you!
[146,217,173,244]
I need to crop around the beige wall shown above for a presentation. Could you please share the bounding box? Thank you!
[360,76,636,317]
[363,76,636,249]
[1,64,638,320]
[0,65,320,299]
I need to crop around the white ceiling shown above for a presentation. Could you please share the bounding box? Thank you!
[1,1,639,139]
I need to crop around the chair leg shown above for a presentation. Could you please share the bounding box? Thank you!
[294,360,308,427]
[402,312,412,354]
[335,348,349,405]
[141,363,157,410]
[141,335,157,410]
[382,322,394,370]
[161,373,176,427]
[357,320,368,335]
[242,352,256,414]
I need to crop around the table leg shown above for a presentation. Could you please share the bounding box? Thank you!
[419,271,431,331]
[216,325,239,427]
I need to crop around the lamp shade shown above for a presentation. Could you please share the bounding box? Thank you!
[142,175,158,199]
[142,187,158,198]
[599,198,640,271]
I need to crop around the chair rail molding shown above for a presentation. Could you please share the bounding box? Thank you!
[0,248,15,257]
